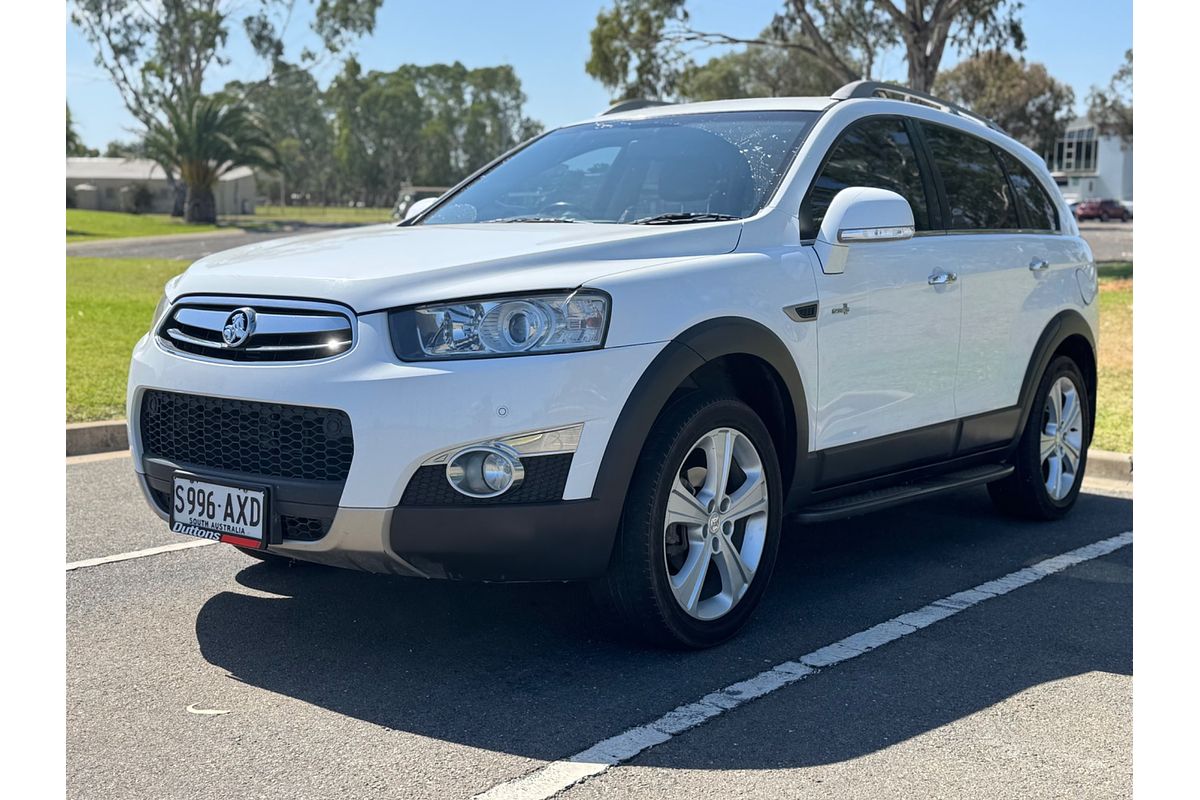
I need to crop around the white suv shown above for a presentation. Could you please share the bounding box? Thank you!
[128,82,1098,648]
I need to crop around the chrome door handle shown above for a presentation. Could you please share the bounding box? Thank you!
[1029,258,1050,271]
[928,270,958,286]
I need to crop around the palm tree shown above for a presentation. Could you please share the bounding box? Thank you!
[144,94,279,223]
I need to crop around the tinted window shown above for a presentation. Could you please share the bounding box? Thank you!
[801,117,930,238]
[922,123,1019,230]
[422,111,817,225]
[997,150,1059,231]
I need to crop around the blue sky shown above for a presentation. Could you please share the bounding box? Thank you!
[66,0,1132,149]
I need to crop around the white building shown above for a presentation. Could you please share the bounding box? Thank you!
[1045,118,1132,204]
[66,158,257,215]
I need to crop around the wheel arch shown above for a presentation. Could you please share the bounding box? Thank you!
[591,318,810,531]
[1015,310,1098,448]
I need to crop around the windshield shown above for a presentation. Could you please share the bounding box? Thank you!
[420,111,818,225]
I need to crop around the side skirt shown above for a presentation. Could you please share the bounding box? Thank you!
[793,463,1013,524]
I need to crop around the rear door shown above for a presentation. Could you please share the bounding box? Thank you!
[802,116,961,457]
[918,122,1079,426]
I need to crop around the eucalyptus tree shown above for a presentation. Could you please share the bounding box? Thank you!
[934,51,1074,156]
[587,0,1027,100]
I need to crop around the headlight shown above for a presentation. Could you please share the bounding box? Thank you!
[389,290,610,360]
[149,294,169,333]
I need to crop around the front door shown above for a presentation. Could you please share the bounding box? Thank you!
[798,115,962,460]
[812,237,961,452]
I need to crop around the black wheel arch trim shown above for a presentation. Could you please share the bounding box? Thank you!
[1013,309,1097,450]
[593,317,811,527]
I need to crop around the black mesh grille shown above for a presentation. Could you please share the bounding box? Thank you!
[280,515,332,541]
[401,453,573,505]
[140,390,354,482]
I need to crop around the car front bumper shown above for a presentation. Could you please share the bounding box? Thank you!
[128,311,665,580]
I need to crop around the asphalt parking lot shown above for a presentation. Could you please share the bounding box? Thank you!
[67,453,1131,799]
[1079,220,1133,262]
[64,223,365,261]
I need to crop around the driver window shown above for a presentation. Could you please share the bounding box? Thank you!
[800,117,932,239]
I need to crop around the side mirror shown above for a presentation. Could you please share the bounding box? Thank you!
[814,187,914,274]
[403,196,439,221]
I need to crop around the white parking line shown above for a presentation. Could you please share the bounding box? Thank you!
[66,539,217,571]
[473,530,1134,800]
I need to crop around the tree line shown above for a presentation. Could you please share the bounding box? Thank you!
[69,1,539,221]
[69,1,1131,223]
[586,1,1132,158]
[222,60,541,208]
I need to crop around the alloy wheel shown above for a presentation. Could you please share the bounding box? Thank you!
[1040,376,1084,500]
[662,427,769,621]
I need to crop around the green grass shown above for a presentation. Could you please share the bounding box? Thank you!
[1093,261,1132,453]
[1096,261,1133,281]
[67,257,184,422]
[66,209,221,243]
[67,206,393,243]
[223,204,394,225]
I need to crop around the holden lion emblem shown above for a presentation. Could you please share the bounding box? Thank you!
[221,307,257,348]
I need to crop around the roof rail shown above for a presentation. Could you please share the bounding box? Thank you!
[600,98,673,116]
[832,80,1007,135]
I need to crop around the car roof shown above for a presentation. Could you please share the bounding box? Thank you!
[583,96,836,123]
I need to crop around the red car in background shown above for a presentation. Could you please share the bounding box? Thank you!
[1074,198,1132,222]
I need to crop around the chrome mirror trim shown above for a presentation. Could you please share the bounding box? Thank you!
[837,225,915,243]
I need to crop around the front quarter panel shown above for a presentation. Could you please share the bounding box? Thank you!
[593,244,821,451]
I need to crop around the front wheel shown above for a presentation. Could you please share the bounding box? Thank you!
[591,394,783,648]
[989,355,1090,519]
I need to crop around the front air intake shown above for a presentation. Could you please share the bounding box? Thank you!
[139,390,354,482]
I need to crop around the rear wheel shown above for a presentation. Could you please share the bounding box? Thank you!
[591,393,783,648]
[989,356,1089,519]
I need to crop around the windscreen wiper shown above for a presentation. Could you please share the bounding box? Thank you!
[630,212,742,225]
[494,216,579,223]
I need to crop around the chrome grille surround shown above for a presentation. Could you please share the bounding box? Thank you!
[156,296,357,363]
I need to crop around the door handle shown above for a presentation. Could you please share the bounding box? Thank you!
[928,270,958,286]
[1029,258,1050,271]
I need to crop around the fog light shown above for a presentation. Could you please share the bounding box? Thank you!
[446,444,525,498]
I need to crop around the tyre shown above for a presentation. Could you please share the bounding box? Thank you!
[988,355,1090,520]
[591,393,783,648]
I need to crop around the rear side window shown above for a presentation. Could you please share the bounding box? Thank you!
[800,117,931,239]
[997,150,1060,231]
[922,123,1019,231]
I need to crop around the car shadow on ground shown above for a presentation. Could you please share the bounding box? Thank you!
[194,488,1131,769]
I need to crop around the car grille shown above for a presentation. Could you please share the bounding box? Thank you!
[157,298,354,363]
[139,390,354,482]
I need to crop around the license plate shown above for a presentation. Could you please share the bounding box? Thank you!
[170,474,269,549]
